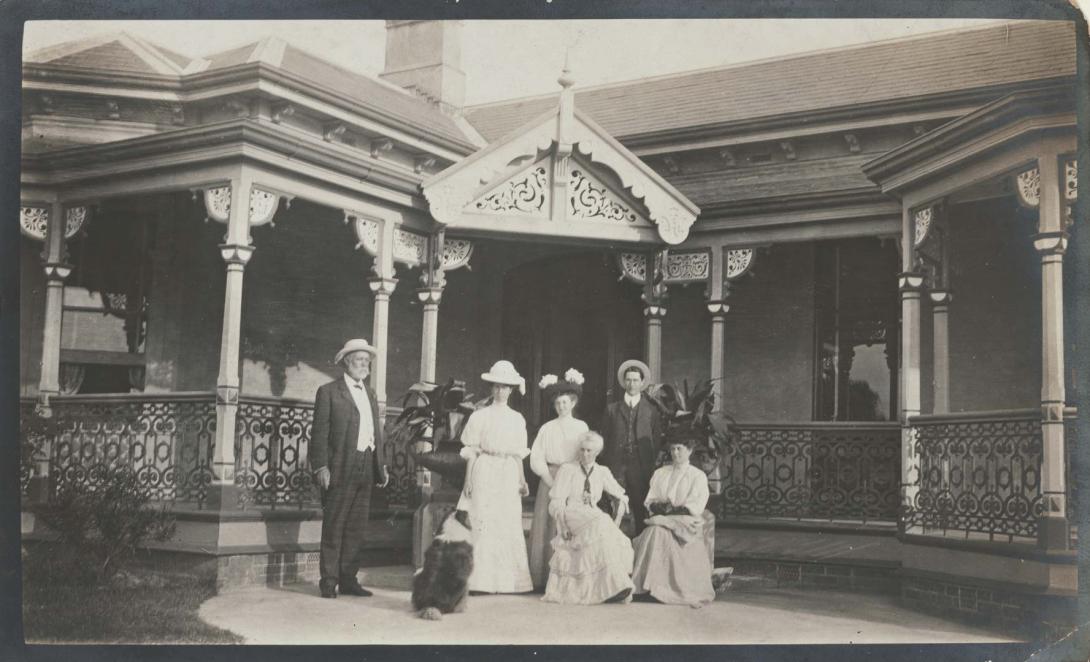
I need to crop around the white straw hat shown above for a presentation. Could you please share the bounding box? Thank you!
[481,360,526,394]
[334,338,377,365]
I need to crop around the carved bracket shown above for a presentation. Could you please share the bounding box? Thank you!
[414,155,437,174]
[370,139,394,159]
[347,213,380,256]
[271,102,295,124]
[20,206,49,241]
[440,238,473,271]
[913,206,934,247]
[64,206,89,239]
[1015,167,1040,209]
[201,185,282,227]
[323,122,347,142]
[725,248,754,280]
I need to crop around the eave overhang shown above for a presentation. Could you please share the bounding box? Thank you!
[862,81,1077,196]
[22,61,480,160]
[21,118,428,205]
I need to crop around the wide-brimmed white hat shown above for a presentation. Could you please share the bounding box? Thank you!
[334,338,377,365]
[616,359,651,388]
[481,360,526,394]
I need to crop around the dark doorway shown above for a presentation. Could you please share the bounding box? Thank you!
[501,251,643,432]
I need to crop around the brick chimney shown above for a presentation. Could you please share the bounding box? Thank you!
[380,20,466,114]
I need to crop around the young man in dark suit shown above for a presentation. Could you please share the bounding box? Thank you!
[311,338,390,598]
[598,359,663,537]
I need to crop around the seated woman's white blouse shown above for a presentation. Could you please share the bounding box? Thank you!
[644,463,709,516]
[548,462,627,519]
[459,404,530,460]
[529,417,588,478]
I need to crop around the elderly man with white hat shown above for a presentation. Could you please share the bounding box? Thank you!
[311,338,390,599]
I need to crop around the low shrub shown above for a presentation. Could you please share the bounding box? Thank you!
[30,465,176,585]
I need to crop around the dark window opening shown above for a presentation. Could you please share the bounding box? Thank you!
[813,238,899,421]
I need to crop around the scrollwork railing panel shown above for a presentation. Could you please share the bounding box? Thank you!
[719,423,900,523]
[20,394,217,508]
[905,411,1044,542]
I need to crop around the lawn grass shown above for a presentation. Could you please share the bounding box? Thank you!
[23,574,243,644]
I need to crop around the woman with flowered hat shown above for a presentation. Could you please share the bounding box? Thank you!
[527,368,588,590]
[457,360,533,594]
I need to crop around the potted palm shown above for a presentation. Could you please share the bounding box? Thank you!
[387,378,481,491]
[645,378,735,476]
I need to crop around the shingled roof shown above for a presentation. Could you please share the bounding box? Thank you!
[464,21,1077,143]
[25,33,480,150]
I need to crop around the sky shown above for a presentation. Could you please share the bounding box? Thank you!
[24,19,1011,105]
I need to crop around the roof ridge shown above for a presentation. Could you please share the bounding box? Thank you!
[466,19,1032,110]
[277,41,426,99]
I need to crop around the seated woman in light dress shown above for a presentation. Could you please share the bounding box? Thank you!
[527,369,588,590]
[542,431,634,605]
[458,360,533,594]
[630,437,716,608]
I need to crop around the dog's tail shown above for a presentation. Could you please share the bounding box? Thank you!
[419,607,443,621]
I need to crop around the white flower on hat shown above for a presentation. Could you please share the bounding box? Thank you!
[538,374,558,389]
[564,368,585,386]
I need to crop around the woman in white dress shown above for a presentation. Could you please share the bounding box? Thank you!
[458,360,533,594]
[543,431,634,605]
[630,437,715,608]
[527,369,588,590]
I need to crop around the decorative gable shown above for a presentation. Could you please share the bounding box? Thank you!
[422,68,698,245]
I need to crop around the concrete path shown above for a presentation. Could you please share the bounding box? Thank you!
[198,566,1020,645]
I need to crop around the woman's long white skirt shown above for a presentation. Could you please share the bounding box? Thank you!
[542,504,634,605]
[460,454,533,594]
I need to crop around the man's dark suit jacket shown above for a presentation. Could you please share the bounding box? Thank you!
[310,378,389,487]
[598,396,662,486]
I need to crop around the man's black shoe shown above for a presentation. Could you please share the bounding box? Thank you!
[319,580,338,598]
[339,580,373,597]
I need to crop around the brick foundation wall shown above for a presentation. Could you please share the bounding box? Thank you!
[725,559,899,594]
[900,574,1076,641]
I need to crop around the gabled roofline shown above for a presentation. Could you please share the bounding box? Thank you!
[862,81,1076,190]
[25,31,190,76]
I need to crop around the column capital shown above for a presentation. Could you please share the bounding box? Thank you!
[928,290,953,306]
[368,277,398,297]
[416,286,443,305]
[897,271,926,292]
[43,262,73,282]
[706,299,730,316]
[219,243,254,265]
[643,302,667,319]
[1033,231,1068,256]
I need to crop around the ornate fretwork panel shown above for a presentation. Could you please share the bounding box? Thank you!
[440,239,473,271]
[393,229,427,267]
[619,253,647,283]
[619,250,710,284]
[726,248,754,280]
[248,189,280,227]
[913,207,933,247]
[1016,167,1040,209]
[473,165,548,216]
[349,215,380,256]
[664,251,709,282]
[569,168,639,224]
[203,186,232,223]
[20,206,49,240]
[65,206,88,239]
[1065,159,1077,202]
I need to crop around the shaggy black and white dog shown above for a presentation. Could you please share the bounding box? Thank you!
[412,508,474,620]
